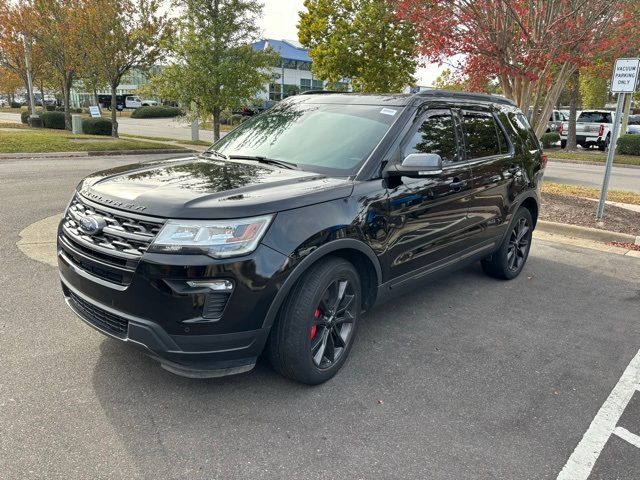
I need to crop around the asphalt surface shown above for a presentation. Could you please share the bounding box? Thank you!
[0,112,223,142]
[545,160,640,193]
[1,155,640,479]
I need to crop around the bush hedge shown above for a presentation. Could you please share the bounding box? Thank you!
[10,101,21,108]
[40,111,66,129]
[540,132,560,148]
[617,134,640,156]
[131,106,183,118]
[21,111,29,124]
[82,117,112,136]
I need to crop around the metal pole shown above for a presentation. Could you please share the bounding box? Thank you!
[596,93,626,220]
[280,60,285,100]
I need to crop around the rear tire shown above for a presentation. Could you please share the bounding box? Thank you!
[481,207,533,280]
[267,257,361,385]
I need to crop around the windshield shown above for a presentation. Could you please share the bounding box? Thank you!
[211,100,401,175]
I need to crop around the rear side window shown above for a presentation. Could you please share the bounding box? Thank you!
[578,112,612,123]
[509,113,540,151]
[462,111,508,158]
[403,109,459,162]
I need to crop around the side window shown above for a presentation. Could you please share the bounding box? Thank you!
[509,113,540,151]
[402,109,459,162]
[462,111,508,158]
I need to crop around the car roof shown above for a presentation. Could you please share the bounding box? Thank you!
[296,89,517,108]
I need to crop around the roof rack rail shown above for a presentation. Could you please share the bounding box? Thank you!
[299,90,343,95]
[414,88,516,107]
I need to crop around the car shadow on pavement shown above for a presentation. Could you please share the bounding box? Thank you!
[89,249,640,479]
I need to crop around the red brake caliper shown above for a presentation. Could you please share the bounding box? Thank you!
[311,308,321,339]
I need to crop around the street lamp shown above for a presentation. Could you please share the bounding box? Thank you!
[22,35,42,128]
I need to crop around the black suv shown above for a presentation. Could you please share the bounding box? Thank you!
[58,91,545,384]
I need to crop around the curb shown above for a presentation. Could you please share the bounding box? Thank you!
[537,220,639,245]
[0,148,192,160]
[547,157,640,170]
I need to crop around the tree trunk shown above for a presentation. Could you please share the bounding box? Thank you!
[111,85,119,138]
[567,70,580,151]
[39,83,45,109]
[620,92,633,136]
[213,106,221,142]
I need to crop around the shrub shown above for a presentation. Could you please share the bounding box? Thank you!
[540,132,560,148]
[55,106,65,112]
[82,117,112,136]
[10,101,21,108]
[45,105,56,111]
[40,111,66,129]
[131,106,183,118]
[617,134,640,156]
[21,111,29,124]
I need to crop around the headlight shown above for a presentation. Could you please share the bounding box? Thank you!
[149,214,273,258]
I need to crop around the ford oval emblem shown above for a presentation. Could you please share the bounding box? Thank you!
[79,215,107,235]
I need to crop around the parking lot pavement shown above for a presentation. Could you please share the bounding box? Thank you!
[1,156,640,480]
[545,160,640,193]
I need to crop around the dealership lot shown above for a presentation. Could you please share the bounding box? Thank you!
[1,155,639,479]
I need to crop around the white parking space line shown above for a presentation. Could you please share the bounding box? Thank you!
[614,426,640,449]
[557,348,640,480]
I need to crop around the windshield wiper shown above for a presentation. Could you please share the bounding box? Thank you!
[227,155,298,170]
[199,150,228,160]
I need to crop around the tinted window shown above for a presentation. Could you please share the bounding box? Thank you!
[509,113,539,151]
[628,115,640,125]
[403,110,458,162]
[578,111,612,123]
[462,111,507,158]
[213,101,398,175]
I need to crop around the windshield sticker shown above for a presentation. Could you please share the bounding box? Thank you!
[380,108,397,116]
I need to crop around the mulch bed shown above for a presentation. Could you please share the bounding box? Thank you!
[540,193,640,236]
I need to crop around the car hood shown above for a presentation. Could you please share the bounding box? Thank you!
[77,156,354,219]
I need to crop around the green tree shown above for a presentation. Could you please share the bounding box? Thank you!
[84,0,169,137]
[298,0,417,93]
[432,69,466,91]
[150,0,277,142]
[579,63,609,109]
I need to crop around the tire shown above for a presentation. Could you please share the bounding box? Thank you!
[560,139,567,149]
[481,207,533,280]
[267,257,361,385]
[598,135,610,152]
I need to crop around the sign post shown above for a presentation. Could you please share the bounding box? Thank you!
[596,58,640,220]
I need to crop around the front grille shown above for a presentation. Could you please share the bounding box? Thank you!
[60,195,164,285]
[68,290,129,338]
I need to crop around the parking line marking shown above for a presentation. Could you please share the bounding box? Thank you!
[557,348,640,480]
[613,426,640,449]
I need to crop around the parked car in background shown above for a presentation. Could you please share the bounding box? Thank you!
[57,90,545,384]
[560,110,614,150]
[626,114,640,135]
[97,94,158,110]
[34,93,58,107]
[547,110,566,133]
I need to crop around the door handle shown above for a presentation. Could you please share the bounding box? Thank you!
[448,178,467,191]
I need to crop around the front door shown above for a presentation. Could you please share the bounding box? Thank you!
[384,108,474,281]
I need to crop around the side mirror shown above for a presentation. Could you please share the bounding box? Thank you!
[385,153,443,178]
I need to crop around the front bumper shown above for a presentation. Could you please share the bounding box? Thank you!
[58,241,291,378]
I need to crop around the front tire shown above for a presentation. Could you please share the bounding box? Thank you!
[481,207,533,280]
[267,257,361,385]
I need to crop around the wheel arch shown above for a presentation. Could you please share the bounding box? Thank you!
[261,239,382,330]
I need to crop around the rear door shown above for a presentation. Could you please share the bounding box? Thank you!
[384,108,474,280]
[462,108,523,248]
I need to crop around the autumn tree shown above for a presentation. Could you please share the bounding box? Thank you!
[150,0,277,141]
[397,0,635,138]
[0,67,22,102]
[84,0,168,137]
[299,0,417,92]
[30,0,87,129]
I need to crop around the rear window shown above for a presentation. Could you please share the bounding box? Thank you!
[578,112,612,123]
[462,111,509,158]
[628,115,640,125]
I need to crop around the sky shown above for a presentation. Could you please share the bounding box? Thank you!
[261,0,445,86]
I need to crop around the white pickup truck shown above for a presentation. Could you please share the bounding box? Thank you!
[560,110,614,151]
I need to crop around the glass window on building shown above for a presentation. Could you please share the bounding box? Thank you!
[297,61,311,71]
[300,79,323,92]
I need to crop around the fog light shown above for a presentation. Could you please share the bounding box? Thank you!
[186,280,234,291]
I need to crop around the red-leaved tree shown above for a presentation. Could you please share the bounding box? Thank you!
[397,0,638,137]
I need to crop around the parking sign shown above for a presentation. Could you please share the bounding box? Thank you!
[610,58,640,93]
